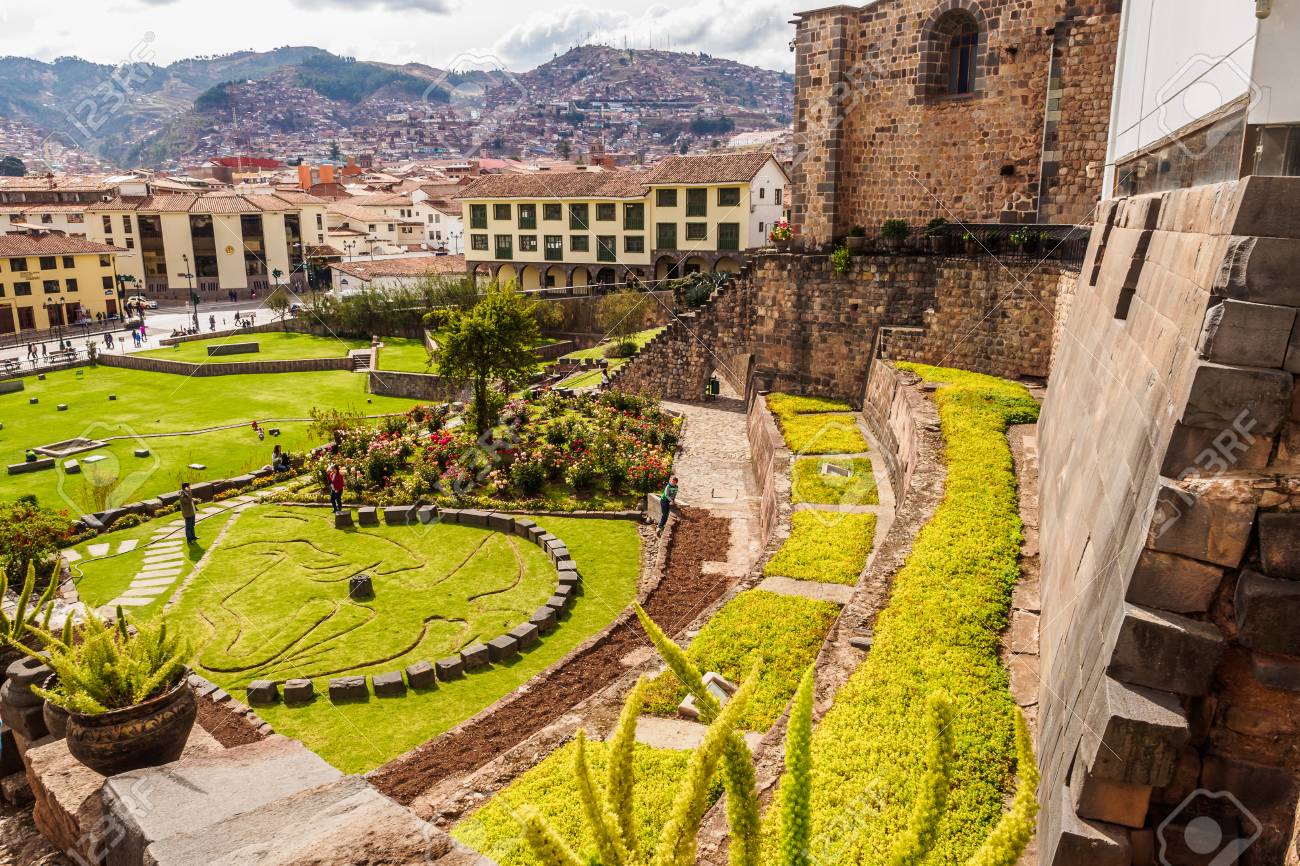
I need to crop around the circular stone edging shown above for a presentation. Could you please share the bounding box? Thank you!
[249,507,582,708]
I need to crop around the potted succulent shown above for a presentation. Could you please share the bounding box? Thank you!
[769,219,794,250]
[1010,227,1043,255]
[881,219,910,252]
[962,231,980,255]
[10,606,194,776]
[1,563,56,682]
[845,225,868,253]
[925,217,948,253]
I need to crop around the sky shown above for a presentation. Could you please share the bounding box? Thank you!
[0,0,797,73]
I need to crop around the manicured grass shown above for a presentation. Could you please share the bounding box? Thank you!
[763,511,876,585]
[376,336,435,373]
[641,589,838,731]
[762,364,1039,864]
[454,740,719,866]
[0,365,419,509]
[204,514,641,773]
[137,332,366,363]
[766,394,853,416]
[557,328,666,389]
[774,413,868,455]
[791,456,879,506]
[172,505,557,688]
[560,327,665,362]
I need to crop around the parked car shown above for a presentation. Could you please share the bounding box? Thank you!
[125,295,158,310]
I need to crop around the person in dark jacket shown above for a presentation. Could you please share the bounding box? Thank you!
[179,482,197,543]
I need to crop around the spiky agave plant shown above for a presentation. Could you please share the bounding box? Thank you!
[964,707,1039,866]
[11,606,189,715]
[0,561,58,651]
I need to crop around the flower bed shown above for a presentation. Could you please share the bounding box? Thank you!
[641,589,838,731]
[791,456,879,505]
[453,739,719,866]
[763,511,877,585]
[763,364,1039,864]
[303,390,679,512]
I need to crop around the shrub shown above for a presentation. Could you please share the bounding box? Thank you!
[0,500,77,583]
[847,224,867,238]
[766,364,1041,864]
[881,219,910,240]
[566,457,599,491]
[831,245,851,276]
[791,457,879,506]
[764,511,876,585]
[112,513,145,529]
[19,607,189,715]
[510,457,546,495]
[926,217,949,234]
[641,590,838,731]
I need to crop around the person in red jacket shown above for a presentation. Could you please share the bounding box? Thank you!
[326,464,345,513]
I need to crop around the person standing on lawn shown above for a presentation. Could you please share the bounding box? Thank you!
[327,464,345,513]
[179,483,197,544]
[658,475,679,534]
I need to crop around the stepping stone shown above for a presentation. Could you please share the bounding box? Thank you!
[246,680,279,705]
[435,656,464,681]
[61,549,82,563]
[88,543,110,557]
[188,463,205,471]
[106,597,155,608]
[122,588,164,598]
[150,541,182,550]
[118,539,138,553]
[131,577,178,588]
[357,507,378,526]
[460,644,490,671]
[144,556,184,568]
[328,676,368,703]
[137,569,183,580]
[487,634,519,662]
[283,679,314,704]
[509,623,540,650]
[405,661,435,689]
[530,606,557,634]
[371,671,406,697]
[334,510,354,529]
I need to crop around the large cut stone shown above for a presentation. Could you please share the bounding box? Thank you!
[513,517,537,538]
[1199,300,1297,368]
[1258,512,1300,580]
[487,512,515,533]
[459,510,490,527]
[1180,362,1293,436]
[530,606,557,634]
[546,594,570,612]
[1125,549,1224,614]
[508,623,540,650]
[555,558,578,575]
[404,661,435,689]
[557,569,581,589]
[328,676,368,702]
[245,680,278,706]
[1108,605,1226,696]
[416,505,437,525]
[283,679,314,704]
[487,634,519,662]
[1147,481,1257,568]
[1234,570,1300,655]
[348,574,374,600]
[138,775,466,866]
[1212,232,1300,306]
[460,644,490,671]
[1077,676,1189,788]
[356,507,378,526]
[1041,784,1132,866]
[435,657,464,681]
[371,671,406,698]
[382,506,415,526]
[333,510,353,529]
[100,735,341,866]
[1069,749,1152,829]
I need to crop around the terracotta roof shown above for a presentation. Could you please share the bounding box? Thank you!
[346,193,413,208]
[644,152,777,185]
[327,201,393,222]
[330,255,467,281]
[427,199,461,216]
[0,232,123,256]
[90,191,326,214]
[456,171,647,200]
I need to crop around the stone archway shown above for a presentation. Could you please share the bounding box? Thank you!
[683,255,710,275]
[544,265,566,290]
[654,256,680,282]
[518,264,542,291]
[496,263,518,287]
[916,1,989,99]
[714,257,741,275]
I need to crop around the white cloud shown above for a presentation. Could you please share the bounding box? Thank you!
[493,1,793,71]
[292,0,455,11]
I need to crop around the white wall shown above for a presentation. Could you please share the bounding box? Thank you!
[1106,0,1261,184]
[749,159,788,248]
[1250,0,1300,125]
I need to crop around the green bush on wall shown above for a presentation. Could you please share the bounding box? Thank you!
[761,363,1040,865]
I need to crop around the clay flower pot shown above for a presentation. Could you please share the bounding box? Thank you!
[64,673,196,776]
[845,236,867,253]
[42,675,70,740]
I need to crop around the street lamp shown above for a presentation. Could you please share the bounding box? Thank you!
[178,253,197,331]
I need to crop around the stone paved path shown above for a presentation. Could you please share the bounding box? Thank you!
[632,716,764,752]
[102,489,282,611]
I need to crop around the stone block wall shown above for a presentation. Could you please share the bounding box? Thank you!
[746,393,792,545]
[367,369,469,403]
[790,0,1121,244]
[861,359,929,498]
[1037,177,1300,865]
[614,252,1068,402]
[97,352,354,377]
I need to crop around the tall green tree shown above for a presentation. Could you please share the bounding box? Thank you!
[436,283,541,435]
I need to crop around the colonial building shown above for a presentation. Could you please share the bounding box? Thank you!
[790,0,1122,243]
[0,175,115,238]
[328,254,467,296]
[457,153,789,290]
[0,230,125,334]
[85,182,331,300]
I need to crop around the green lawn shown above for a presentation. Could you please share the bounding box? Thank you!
[454,739,715,866]
[774,413,869,455]
[642,589,839,731]
[0,365,419,510]
[376,336,435,373]
[137,332,366,364]
[193,513,641,773]
[560,327,664,362]
[764,511,877,585]
[791,456,879,506]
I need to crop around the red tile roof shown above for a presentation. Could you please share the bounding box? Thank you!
[644,152,778,185]
[330,255,467,280]
[456,170,648,200]
[0,232,124,256]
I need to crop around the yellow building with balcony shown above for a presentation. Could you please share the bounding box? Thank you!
[0,230,124,335]
[458,153,788,291]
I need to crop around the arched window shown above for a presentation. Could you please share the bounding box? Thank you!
[917,4,985,99]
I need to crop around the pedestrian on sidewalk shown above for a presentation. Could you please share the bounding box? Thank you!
[657,475,679,534]
[26,343,35,361]
[327,464,345,513]
[180,483,198,544]
[209,314,216,331]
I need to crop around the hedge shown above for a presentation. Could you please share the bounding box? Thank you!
[761,364,1039,865]
[791,456,879,506]
[453,740,720,866]
[641,590,839,731]
[763,511,877,585]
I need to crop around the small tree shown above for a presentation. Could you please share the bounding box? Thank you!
[596,288,647,349]
[266,284,292,328]
[436,283,542,436]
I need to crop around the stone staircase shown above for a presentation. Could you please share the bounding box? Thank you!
[350,350,373,372]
